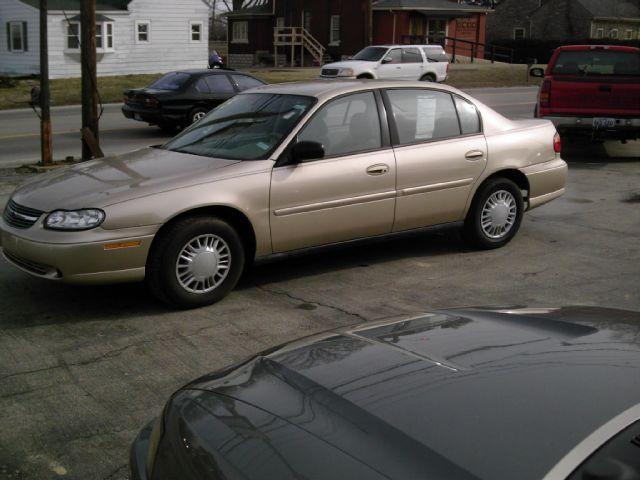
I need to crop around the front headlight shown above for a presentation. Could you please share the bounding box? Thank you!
[44,209,105,231]
[339,68,355,77]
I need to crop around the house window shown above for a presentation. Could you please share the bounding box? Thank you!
[232,21,248,43]
[8,22,28,52]
[136,21,150,43]
[596,28,604,39]
[66,21,113,51]
[106,22,113,49]
[67,23,80,49]
[96,23,103,48]
[303,11,311,31]
[513,27,526,40]
[625,29,634,40]
[276,17,285,28]
[609,28,618,39]
[329,15,340,45]
[190,21,203,42]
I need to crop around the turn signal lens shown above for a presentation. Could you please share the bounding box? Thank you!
[553,132,562,154]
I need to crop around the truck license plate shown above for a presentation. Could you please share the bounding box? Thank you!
[593,117,615,129]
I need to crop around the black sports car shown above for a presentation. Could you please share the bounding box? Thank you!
[130,307,640,480]
[122,69,266,131]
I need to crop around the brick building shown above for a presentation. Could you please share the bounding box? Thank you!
[226,0,492,68]
[487,0,640,42]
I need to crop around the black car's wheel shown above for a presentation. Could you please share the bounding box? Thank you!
[420,73,436,82]
[463,178,524,250]
[189,107,209,125]
[146,216,245,309]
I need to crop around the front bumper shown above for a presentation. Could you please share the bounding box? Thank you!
[543,115,640,139]
[0,217,157,285]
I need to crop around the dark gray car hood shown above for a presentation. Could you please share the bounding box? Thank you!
[185,307,640,480]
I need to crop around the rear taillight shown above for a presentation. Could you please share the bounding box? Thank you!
[553,132,561,154]
[539,79,551,108]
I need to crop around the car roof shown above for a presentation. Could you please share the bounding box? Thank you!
[173,69,249,77]
[248,79,462,101]
[190,306,640,480]
[555,44,640,52]
[371,44,445,49]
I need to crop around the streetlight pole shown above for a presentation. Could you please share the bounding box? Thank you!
[39,0,52,165]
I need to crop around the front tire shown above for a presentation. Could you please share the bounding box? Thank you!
[463,178,524,250]
[146,216,245,309]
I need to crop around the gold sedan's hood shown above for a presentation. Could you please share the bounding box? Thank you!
[12,147,243,211]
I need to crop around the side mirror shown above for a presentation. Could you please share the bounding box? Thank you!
[381,57,392,64]
[291,141,324,163]
[529,67,545,78]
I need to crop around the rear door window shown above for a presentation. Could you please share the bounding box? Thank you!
[552,50,640,76]
[205,74,235,94]
[386,89,461,144]
[231,74,265,91]
[402,48,423,63]
[194,78,210,93]
[454,96,481,135]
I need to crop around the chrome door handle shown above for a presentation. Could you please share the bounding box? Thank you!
[366,164,390,176]
[465,150,485,160]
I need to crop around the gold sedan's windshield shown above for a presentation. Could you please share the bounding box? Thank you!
[164,93,316,160]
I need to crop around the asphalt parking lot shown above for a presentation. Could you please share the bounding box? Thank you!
[0,90,639,479]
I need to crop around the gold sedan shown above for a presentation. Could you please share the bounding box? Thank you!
[0,81,567,308]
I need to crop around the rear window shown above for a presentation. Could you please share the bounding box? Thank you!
[552,50,640,76]
[148,72,191,91]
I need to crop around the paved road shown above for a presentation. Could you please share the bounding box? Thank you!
[0,86,540,167]
[0,86,639,479]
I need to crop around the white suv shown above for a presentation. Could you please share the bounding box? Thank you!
[320,45,450,82]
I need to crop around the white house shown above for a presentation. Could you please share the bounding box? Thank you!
[1,0,210,79]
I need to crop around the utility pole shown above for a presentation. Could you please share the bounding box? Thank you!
[39,0,52,165]
[80,0,100,160]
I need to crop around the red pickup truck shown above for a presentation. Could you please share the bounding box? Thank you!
[530,45,640,142]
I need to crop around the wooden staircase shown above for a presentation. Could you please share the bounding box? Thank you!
[274,27,326,67]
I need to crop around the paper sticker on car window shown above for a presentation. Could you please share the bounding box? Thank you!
[256,142,270,151]
[416,96,436,140]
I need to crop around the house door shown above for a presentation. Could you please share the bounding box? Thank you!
[427,19,447,43]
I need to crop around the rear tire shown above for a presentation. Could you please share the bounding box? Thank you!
[463,178,524,250]
[420,73,436,82]
[188,107,209,126]
[146,216,245,309]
